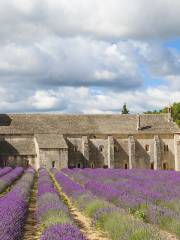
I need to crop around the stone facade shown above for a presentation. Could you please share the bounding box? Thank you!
[0,113,179,170]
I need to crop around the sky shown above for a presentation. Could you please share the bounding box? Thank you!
[0,0,180,114]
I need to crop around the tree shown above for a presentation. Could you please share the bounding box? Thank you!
[121,103,129,114]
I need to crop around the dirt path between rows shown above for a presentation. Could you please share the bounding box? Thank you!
[50,172,109,240]
[23,174,41,240]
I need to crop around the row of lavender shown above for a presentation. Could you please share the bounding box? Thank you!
[63,168,180,237]
[0,167,24,193]
[0,167,35,240]
[52,169,163,240]
[0,167,12,177]
[37,168,87,240]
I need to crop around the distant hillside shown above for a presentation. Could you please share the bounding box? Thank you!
[144,102,180,127]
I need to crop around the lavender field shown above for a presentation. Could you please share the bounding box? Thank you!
[0,167,180,240]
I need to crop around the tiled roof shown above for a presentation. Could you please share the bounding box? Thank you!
[35,134,67,149]
[0,113,178,135]
[0,138,36,155]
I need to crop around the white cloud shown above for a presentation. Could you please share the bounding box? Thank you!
[1,0,180,41]
[30,90,58,109]
[0,0,179,113]
[0,86,179,114]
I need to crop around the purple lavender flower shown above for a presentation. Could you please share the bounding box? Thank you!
[0,167,35,240]
[0,167,24,193]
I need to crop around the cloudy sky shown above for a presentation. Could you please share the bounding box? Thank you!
[0,0,180,113]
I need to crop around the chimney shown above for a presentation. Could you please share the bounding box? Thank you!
[167,105,172,122]
[136,114,141,130]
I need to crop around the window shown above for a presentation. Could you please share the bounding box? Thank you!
[150,162,154,170]
[73,145,78,152]
[99,145,104,152]
[124,163,128,169]
[114,145,119,152]
[145,145,150,152]
[164,145,169,152]
[163,162,168,170]
[52,161,55,168]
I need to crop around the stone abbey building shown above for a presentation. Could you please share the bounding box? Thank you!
[0,111,179,171]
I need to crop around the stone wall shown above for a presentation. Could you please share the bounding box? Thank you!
[114,138,129,168]
[174,134,180,171]
[0,132,177,170]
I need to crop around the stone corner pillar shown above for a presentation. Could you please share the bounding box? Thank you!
[34,136,40,170]
[107,136,114,168]
[59,148,68,169]
[82,136,89,166]
[154,135,161,170]
[128,136,136,169]
[174,134,180,171]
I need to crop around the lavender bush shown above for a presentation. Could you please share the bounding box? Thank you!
[0,167,35,240]
[37,168,86,240]
[53,169,163,240]
[63,168,180,237]
[0,167,24,193]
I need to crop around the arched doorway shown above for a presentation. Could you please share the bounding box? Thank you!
[124,163,128,169]
[52,161,55,168]
[163,162,168,170]
[91,162,95,168]
[76,162,82,168]
[150,162,154,170]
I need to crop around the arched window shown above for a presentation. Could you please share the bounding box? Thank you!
[145,145,150,152]
[73,145,78,152]
[124,163,128,169]
[114,145,119,152]
[99,145,104,152]
[164,145,169,152]
[150,162,154,170]
[26,160,29,167]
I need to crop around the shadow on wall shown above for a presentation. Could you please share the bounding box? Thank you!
[66,140,89,168]
[135,140,151,168]
[114,139,129,168]
[161,140,175,170]
[0,114,12,126]
[89,140,105,168]
[0,140,19,167]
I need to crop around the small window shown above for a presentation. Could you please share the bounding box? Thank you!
[52,161,55,168]
[150,162,154,170]
[99,145,104,152]
[145,145,150,152]
[124,163,128,169]
[26,160,29,167]
[114,145,119,152]
[73,145,78,152]
[93,135,96,139]
[163,162,168,170]
[164,145,169,152]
